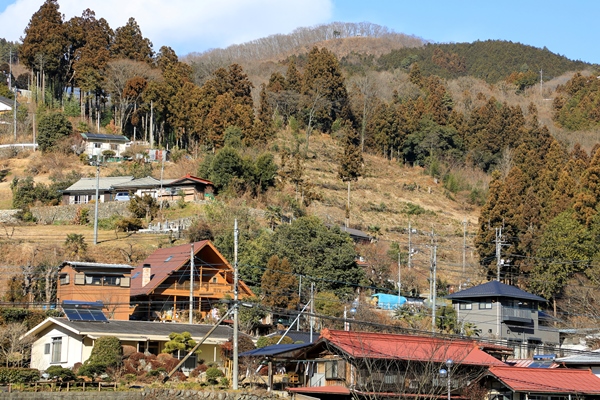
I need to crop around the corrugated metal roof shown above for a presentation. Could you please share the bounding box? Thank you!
[319,329,508,366]
[556,350,600,364]
[112,176,162,188]
[62,261,134,270]
[64,176,134,191]
[489,366,600,394]
[240,343,313,357]
[81,133,129,142]
[0,96,14,108]
[446,281,547,302]
[288,385,351,395]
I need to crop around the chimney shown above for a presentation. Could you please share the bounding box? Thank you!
[142,264,151,287]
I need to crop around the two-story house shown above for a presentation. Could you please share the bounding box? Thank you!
[80,132,130,158]
[129,240,254,321]
[446,281,560,358]
[56,261,134,320]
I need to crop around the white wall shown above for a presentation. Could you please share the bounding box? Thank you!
[31,325,85,371]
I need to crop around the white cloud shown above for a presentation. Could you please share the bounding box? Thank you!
[0,0,333,55]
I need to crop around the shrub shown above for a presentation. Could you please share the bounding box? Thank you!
[37,112,73,153]
[0,367,40,383]
[79,336,122,378]
[46,366,76,381]
[128,194,158,220]
[186,220,214,242]
[190,364,208,378]
[205,367,223,384]
[115,217,144,232]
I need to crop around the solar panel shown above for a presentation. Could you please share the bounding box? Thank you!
[62,301,108,322]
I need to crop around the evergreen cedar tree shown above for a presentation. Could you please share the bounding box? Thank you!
[261,255,299,310]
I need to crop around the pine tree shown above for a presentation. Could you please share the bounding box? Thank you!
[112,17,153,62]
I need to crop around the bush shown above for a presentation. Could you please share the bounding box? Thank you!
[79,336,122,378]
[128,194,158,220]
[98,215,121,230]
[45,366,76,381]
[190,364,208,378]
[186,220,214,242]
[115,217,143,232]
[37,112,73,153]
[0,367,40,383]
[205,367,224,384]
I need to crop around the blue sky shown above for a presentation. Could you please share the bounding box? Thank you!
[0,0,597,63]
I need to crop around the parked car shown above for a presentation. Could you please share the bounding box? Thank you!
[115,192,131,201]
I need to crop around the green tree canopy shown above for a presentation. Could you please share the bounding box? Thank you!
[37,112,73,152]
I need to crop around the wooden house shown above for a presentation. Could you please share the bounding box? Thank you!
[129,240,254,321]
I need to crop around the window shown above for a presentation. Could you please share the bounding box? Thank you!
[74,274,85,285]
[325,360,345,380]
[93,143,101,148]
[44,343,50,355]
[51,337,62,364]
[86,275,102,285]
[120,276,131,287]
[103,276,121,286]
[110,144,118,151]
[479,302,492,309]
[59,274,69,285]
[212,277,217,283]
[459,303,472,310]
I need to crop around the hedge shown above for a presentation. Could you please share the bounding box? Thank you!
[0,367,40,383]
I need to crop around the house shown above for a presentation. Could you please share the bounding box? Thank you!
[0,95,15,113]
[129,240,254,321]
[61,176,134,205]
[485,366,600,399]
[22,317,235,372]
[80,133,130,158]
[280,328,510,399]
[446,281,560,358]
[556,350,600,378]
[111,176,164,198]
[161,174,215,202]
[56,261,134,320]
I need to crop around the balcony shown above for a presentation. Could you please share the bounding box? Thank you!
[161,281,233,297]
[502,306,534,324]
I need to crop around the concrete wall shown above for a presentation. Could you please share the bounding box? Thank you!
[3,388,281,400]
[30,202,132,225]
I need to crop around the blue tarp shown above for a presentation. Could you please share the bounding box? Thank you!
[371,293,407,310]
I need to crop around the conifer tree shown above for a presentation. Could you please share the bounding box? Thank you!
[111,17,153,62]
[338,127,363,227]
[261,255,299,310]
[573,147,600,226]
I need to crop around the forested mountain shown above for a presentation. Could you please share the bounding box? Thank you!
[377,40,591,83]
[4,0,600,332]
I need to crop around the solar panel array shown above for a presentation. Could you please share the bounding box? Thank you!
[62,302,108,322]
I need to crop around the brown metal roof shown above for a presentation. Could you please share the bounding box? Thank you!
[130,240,252,297]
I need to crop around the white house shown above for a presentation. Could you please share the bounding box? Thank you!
[23,317,236,372]
[81,133,130,158]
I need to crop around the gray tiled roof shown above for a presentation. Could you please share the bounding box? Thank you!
[0,96,15,108]
[55,317,234,340]
[64,176,134,192]
[446,281,547,302]
[81,133,129,142]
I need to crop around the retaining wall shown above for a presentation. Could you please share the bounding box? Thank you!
[30,202,132,225]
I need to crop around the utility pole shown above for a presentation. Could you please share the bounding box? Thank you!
[310,282,315,343]
[462,219,467,283]
[297,275,302,331]
[540,69,543,98]
[408,221,412,269]
[397,244,402,297]
[232,219,239,390]
[431,230,437,333]
[189,243,194,324]
[496,227,502,281]
[93,161,100,245]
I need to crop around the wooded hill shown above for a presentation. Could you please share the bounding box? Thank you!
[4,1,600,332]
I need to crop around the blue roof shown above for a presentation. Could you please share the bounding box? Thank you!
[445,281,547,302]
[240,343,312,357]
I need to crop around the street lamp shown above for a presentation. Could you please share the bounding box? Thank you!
[344,300,358,331]
[439,359,453,400]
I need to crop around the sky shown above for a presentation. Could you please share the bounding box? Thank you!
[0,0,598,64]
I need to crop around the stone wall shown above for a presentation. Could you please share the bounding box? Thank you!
[30,203,132,225]
[3,388,284,400]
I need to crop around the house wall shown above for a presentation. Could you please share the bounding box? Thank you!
[85,141,129,158]
[31,325,85,371]
[57,265,132,320]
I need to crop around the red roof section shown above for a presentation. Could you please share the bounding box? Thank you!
[489,366,600,394]
[168,174,213,186]
[319,329,507,366]
[288,385,351,395]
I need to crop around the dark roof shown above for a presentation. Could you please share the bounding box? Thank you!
[81,133,129,142]
[55,318,234,339]
[165,174,213,187]
[240,343,312,357]
[0,96,15,108]
[446,281,547,302]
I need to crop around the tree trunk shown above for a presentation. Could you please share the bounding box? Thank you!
[346,181,351,228]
